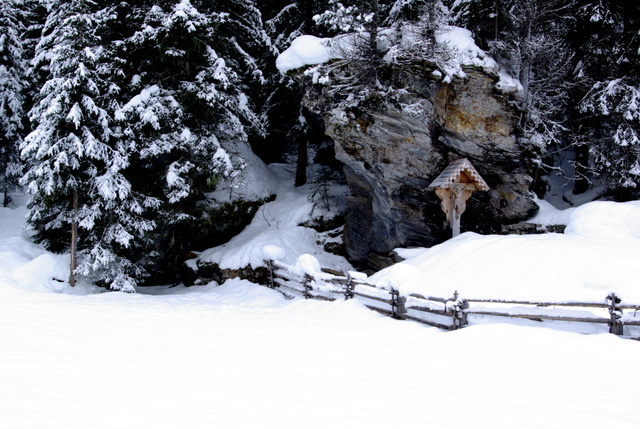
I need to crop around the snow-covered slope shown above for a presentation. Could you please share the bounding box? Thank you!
[371,200,640,303]
[197,164,352,273]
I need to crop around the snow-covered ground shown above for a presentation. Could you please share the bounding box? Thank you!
[2,182,640,428]
[2,280,639,429]
[371,198,640,303]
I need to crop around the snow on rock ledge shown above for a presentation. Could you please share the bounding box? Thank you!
[276,26,522,94]
[276,35,335,74]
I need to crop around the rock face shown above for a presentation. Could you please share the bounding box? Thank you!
[303,64,538,267]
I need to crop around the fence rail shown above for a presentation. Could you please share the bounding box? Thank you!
[265,259,640,339]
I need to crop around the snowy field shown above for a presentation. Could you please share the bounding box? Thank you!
[2,282,639,429]
[2,184,640,428]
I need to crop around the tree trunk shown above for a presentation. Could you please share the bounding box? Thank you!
[302,0,314,31]
[494,0,499,42]
[295,138,308,187]
[69,190,78,287]
[573,143,590,194]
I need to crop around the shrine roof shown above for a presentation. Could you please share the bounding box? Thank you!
[428,158,489,191]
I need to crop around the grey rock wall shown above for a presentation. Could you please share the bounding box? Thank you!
[303,64,539,267]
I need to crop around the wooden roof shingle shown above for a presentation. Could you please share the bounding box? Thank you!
[428,158,489,191]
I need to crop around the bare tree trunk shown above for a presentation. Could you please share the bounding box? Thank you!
[573,143,590,195]
[295,138,308,187]
[69,190,78,287]
[494,0,500,42]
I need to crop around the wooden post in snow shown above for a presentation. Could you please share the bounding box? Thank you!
[429,158,489,238]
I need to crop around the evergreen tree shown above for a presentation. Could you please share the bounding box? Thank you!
[573,0,640,199]
[0,0,27,206]
[22,0,158,291]
[106,0,264,282]
[255,0,322,166]
[22,0,107,283]
[313,0,386,85]
[261,0,320,51]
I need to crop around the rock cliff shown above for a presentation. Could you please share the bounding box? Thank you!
[302,61,539,268]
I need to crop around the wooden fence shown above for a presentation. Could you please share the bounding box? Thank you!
[264,259,640,339]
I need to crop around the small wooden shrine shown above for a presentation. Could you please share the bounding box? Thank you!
[429,158,489,237]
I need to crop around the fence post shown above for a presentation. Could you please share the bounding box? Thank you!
[453,299,469,330]
[607,293,623,336]
[303,274,312,299]
[390,288,407,320]
[450,290,468,330]
[344,273,355,300]
[265,259,275,289]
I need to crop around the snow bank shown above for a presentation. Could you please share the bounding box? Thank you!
[529,198,640,239]
[565,200,640,239]
[374,200,640,303]
[197,173,352,273]
[0,200,96,294]
[527,196,576,226]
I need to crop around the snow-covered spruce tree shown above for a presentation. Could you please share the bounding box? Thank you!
[384,0,449,63]
[21,0,156,291]
[0,0,27,206]
[312,0,448,87]
[574,0,640,199]
[212,0,275,102]
[261,0,325,51]
[112,0,261,282]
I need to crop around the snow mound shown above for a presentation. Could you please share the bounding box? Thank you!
[197,179,352,273]
[295,254,322,277]
[373,200,640,303]
[11,253,70,292]
[565,200,640,239]
[435,26,497,76]
[262,244,286,261]
[435,25,520,90]
[527,197,576,226]
[372,231,640,302]
[529,198,640,239]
